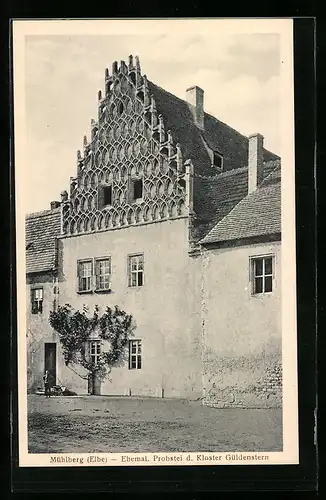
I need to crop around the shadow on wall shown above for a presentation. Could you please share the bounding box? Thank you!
[203,337,282,409]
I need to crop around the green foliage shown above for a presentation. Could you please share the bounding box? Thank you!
[49,304,136,380]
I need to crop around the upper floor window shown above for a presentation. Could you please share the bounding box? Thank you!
[90,340,101,365]
[77,260,93,292]
[251,256,273,294]
[132,179,143,201]
[213,151,223,169]
[129,339,142,369]
[98,185,112,208]
[103,186,112,206]
[95,258,111,291]
[128,254,144,287]
[31,288,43,314]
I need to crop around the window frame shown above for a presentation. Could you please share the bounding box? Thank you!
[129,176,143,203]
[98,184,113,209]
[77,257,113,294]
[128,253,144,287]
[128,339,142,370]
[212,150,223,170]
[31,287,43,314]
[94,257,112,292]
[89,340,102,365]
[250,254,275,296]
[77,259,93,293]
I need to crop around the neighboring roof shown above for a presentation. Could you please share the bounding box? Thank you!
[25,208,61,274]
[148,81,280,175]
[200,163,281,245]
[191,160,281,242]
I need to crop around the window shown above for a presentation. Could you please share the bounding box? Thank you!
[251,256,273,294]
[133,179,143,200]
[77,260,93,292]
[95,258,111,291]
[213,151,223,169]
[103,186,112,206]
[98,185,112,208]
[129,340,142,369]
[90,341,101,365]
[31,288,43,314]
[128,254,144,287]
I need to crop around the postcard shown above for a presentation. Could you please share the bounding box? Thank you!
[13,18,298,467]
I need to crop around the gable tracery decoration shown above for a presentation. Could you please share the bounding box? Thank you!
[61,56,190,236]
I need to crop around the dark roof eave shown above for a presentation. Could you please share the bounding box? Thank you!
[200,232,282,249]
[26,266,58,276]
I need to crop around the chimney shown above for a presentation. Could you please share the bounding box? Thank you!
[248,133,264,194]
[186,86,204,129]
[50,201,61,210]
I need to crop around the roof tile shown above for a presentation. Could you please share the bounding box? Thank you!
[200,164,281,245]
[25,208,61,274]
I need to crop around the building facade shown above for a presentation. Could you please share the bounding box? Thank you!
[26,56,282,407]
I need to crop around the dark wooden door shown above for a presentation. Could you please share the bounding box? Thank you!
[44,343,56,387]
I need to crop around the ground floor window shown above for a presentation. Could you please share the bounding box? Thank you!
[31,287,43,314]
[129,339,142,369]
[90,340,101,365]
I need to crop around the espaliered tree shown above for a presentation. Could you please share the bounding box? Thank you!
[49,304,136,383]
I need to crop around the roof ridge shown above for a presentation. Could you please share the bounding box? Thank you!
[149,81,250,141]
[148,80,189,107]
[203,111,249,141]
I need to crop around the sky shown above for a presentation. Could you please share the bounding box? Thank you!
[23,30,281,214]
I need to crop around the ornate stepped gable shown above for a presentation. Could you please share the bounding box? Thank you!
[61,56,191,236]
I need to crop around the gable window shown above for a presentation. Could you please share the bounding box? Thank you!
[90,340,101,365]
[129,340,142,369]
[77,260,93,292]
[213,151,223,169]
[95,258,111,291]
[31,288,43,314]
[117,101,124,116]
[103,186,112,206]
[128,254,144,287]
[251,256,273,294]
[99,185,112,208]
[132,179,143,200]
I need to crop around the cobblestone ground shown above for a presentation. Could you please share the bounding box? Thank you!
[27,394,282,454]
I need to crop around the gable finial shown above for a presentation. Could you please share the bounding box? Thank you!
[158,114,165,142]
[143,75,150,106]
[167,130,175,157]
[176,144,183,172]
[120,60,127,74]
[128,55,133,68]
[151,95,158,127]
[112,61,118,75]
[135,55,141,87]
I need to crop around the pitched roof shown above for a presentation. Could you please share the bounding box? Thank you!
[191,160,281,242]
[25,208,61,274]
[200,163,281,245]
[148,81,279,175]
